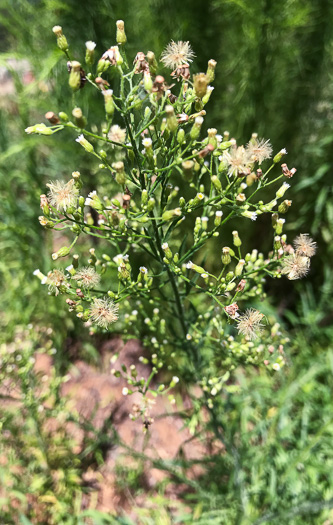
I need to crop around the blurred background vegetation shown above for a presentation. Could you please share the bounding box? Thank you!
[0,0,333,523]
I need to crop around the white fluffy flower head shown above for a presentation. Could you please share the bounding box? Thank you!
[46,179,79,212]
[89,297,119,329]
[161,40,195,69]
[108,125,126,144]
[73,267,101,289]
[246,138,273,164]
[223,146,250,177]
[237,308,265,340]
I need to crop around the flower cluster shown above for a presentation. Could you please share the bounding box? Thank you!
[27,21,316,415]
[281,233,316,280]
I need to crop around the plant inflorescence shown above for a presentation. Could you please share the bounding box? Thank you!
[27,21,316,416]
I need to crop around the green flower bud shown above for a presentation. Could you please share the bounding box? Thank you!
[202,86,214,105]
[52,246,70,260]
[214,210,223,226]
[76,134,94,153]
[142,137,153,158]
[162,208,182,221]
[190,192,205,207]
[274,236,281,250]
[85,191,103,211]
[190,116,203,140]
[162,242,173,259]
[72,107,86,129]
[52,25,68,52]
[235,259,245,276]
[78,196,85,208]
[206,59,217,83]
[141,189,148,206]
[68,61,82,91]
[226,271,234,282]
[85,212,94,225]
[72,171,81,187]
[271,213,279,228]
[193,73,209,98]
[165,105,178,133]
[25,123,54,136]
[222,247,231,265]
[169,187,179,201]
[147,51,158,75]
[118,262,130,281]
[33,269,47,282]
[169,376,179,388]
[147,198,155,211]
[159,117,167,132]
[218,157,228,173]
[143,71,153,92]
[201,216,208,230]
[116,20,127,44]
[66,205,76,215]
[275,218,285,235]
[42,202,50,216]
[182,160,194,181]
[246,173,257,186]
[97,59,110,75]
[278,199,292,214]
[276,182,290,199]
[72,254,79,269]
[241,210,258,221]
[85,41,96,65]
[144,107,151,120]
[207,128,217,149]
[218,141,233,152]
[71,224,81,233]
[59,112,69,121]
[177,128,185,144]
[232,230,242,247]
[211,175,222,193]
[38,216,54,228]
[112,161,126,185]
[137,266,149,283]
[194,216,201,235]
[88,247,97,263]
[236,193,246,205]
[102,89,114,118]
[260,199,277,212]
[273,148,287,163]
[226,281,236,292]
[187,261,205,274]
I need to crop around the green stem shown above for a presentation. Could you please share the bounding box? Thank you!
[124,114,146,188]
[151,215,188,337]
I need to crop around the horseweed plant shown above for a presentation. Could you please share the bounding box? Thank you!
[27,22,315,418]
